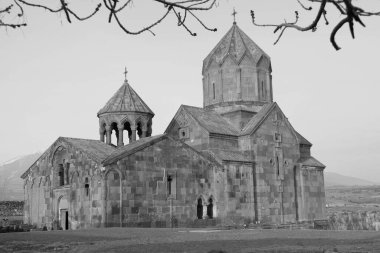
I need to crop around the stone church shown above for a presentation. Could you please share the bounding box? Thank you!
[21,22,326,230]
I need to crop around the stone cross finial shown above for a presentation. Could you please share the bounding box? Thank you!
[232,8,237,24]
[124,67,128,82]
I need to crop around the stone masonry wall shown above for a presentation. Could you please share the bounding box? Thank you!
[23,139,104,230]
[329,211,380,230]
[106,137,223,228]
[221,161,255,226]
[298,167,326,221]
[166,108,210,151]
[250,107,301,224]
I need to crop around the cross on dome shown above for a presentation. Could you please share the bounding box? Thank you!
[124,67,128,82]
[232,8,237,24]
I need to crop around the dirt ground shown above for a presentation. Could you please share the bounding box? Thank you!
[0,228,380,253]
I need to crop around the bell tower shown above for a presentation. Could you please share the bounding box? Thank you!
[97,68,154,147]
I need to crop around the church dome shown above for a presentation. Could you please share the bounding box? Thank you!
[202,23,273,111]
[202,23,270,75]
[98,77,154,147]
[97,80,153,116]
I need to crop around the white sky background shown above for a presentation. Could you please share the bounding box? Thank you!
[0,0,379,182]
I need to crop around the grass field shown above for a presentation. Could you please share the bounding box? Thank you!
[0,228,380,253]
[1,186,380,252]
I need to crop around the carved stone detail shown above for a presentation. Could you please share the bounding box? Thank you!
[176,111,189,127]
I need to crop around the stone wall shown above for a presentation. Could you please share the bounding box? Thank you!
[298,167,326,221]
[221,161,255,226]
[250,108,300,224]
[166,107,210,151]
[23,139,104,229]
[247,106,326,224]
[328,211,380,230]
[220,110,256,131]
[0,201,23,219]
[209,135,239,151]
[106,137,223,227]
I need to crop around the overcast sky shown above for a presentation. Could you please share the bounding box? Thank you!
[0,0,379,182]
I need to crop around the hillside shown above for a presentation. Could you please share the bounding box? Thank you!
[324,172,377,187]
[0,153,41,201]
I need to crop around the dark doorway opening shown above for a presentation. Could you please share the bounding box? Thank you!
[207,198,213,219]
[65,211,69,230]
[197,198,203,219]
[60,209,69,230]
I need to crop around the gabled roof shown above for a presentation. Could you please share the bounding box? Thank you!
[102,134,222,167]
[298,156,326,168]
[294,130,312,146]
[241,103,313,146]
[182,105,240,136]
[241,102,276,135]
[63,137,116,162]
[202,23,270,74]
[97,81,154,116]
[103,134,166,165]
[21,137,116,179]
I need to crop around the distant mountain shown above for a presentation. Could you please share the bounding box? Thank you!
[0,153,41,201]
[325,172,377,187]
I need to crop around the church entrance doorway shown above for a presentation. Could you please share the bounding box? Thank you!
[60,209,69,230]
[58,196,69,230]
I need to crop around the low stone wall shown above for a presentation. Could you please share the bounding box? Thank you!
[328,211,380,231]
[0,201,23,216]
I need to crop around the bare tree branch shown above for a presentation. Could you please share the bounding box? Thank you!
[1,0,217,37]
[0,4,13,14]
[0,3,26,29]
[4,0,377,50]
[251,0,380,50]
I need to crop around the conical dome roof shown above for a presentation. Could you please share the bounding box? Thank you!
[97,81,154,116]
[202,23,270,74]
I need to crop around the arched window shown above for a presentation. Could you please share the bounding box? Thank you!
[85,178,90,197]
[197,198,203,219]
[136,121,143,140]
[58,164,64,186]
[100,122,106,142]
[146,119,152,137]
[167,175,173,195]
[110,122,119,146]
[123,121,132,144]
[276,156,280,178]
[261,80,265,99]
[166,174,176,197]
[207,198,213,219]
[212,82,216,99]
[65,163,70,185]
